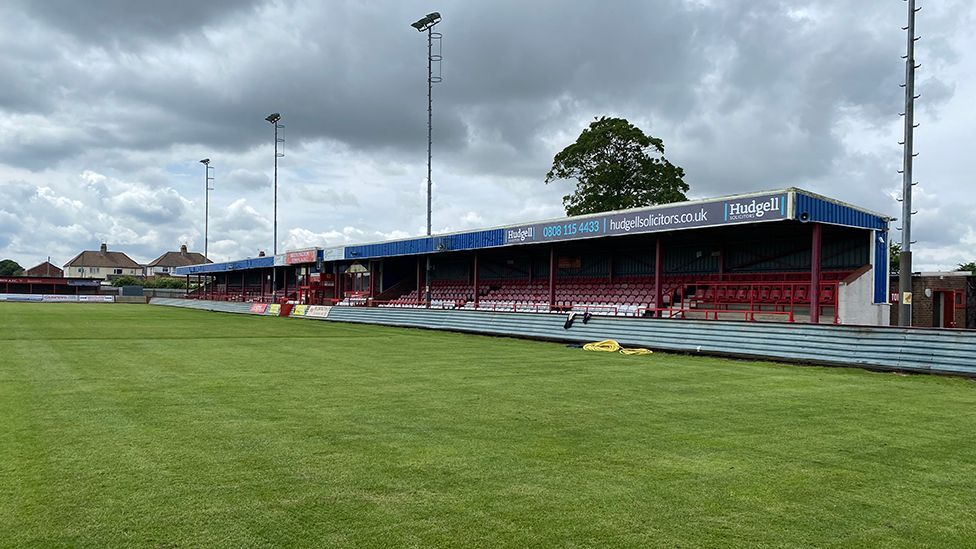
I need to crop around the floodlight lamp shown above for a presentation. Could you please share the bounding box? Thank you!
[411,12,440,31]
[199,158,210,165]
[265,112,281,124]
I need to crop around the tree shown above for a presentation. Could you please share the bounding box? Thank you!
[957,261,976,274]
[545,116,688,216]
[0,259,24,276]
[111,275,143,287]
[889,242,901,274]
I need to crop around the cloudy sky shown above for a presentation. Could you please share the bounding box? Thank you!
[0,0,972,270]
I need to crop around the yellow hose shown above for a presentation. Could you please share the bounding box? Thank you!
[582,339,653,355]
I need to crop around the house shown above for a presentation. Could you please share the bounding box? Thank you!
[24,261,64,278]
[63,243,142,280]
[145,245,210,276]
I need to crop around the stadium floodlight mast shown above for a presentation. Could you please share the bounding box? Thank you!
[265,112,284,298]
[411,11,442,307]
[265,112,284,256]
[199,159,215,260]
[897,0,921,326]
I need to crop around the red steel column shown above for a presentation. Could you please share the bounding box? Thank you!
[416,257,422,305]
[368,261,376,298]
[548,246,556,308]
[283,268,289,301]
[810,223,822,323]
[718,245,726,280]
[473,253,480,309]
[654,238,663,317]
[332,263,339,303]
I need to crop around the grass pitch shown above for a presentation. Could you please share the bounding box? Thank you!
[1,303,975,548]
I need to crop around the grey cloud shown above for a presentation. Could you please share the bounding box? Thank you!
[0,0,973,269]
[10,0,264,45]
[227,168,271,191]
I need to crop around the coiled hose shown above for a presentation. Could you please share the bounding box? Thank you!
[582,339,653,355]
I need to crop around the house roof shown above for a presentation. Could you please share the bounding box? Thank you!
[24,261,64,277]
[64,245,142,269]
[147,249,211,268]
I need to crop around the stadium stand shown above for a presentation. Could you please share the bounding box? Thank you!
[174,188,893,325]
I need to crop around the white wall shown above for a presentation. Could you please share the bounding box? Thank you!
[837,230,889,326]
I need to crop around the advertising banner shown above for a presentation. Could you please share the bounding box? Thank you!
[267,304,281,316]
[42,295,78,302]
[0,294,44,302]
[249,303,268,314]
[322,247,343,261]
[306,305,332,318]
[503,192,788,246]
[78,295,115,302]
[0,294,113,302]
[0,277,71,285]
[285,249,318,265]
[292,304,309,317]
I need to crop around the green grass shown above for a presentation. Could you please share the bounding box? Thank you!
[1,303,975,548]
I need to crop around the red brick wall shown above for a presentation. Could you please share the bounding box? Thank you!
[889,275,969,328]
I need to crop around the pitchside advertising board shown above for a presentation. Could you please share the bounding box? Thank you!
[0,294,114,302]
[503,193,789,245]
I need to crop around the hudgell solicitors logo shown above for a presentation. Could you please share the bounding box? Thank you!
[506,227,535,242]
[724,195,784,222]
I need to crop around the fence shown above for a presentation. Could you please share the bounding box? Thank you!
[149,298,976,376]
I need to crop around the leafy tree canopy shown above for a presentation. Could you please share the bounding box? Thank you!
[889,242,901,274]
[111,275,187,289]
[957,261,976,274]
[0,259,24,276]
[545,116,688,216]
[111,275,142,287]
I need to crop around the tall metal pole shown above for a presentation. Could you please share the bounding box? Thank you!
[205,163,214,259]
[424,26,434,307]
[426,26,433,238]
[411,13,441,308]
[205,167,210,259]
[265,112,283,301]
[898,0,920,326]
[274,122,279,256]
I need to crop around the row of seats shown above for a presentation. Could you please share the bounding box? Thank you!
[691,284,838,305]
[377,275,845,315]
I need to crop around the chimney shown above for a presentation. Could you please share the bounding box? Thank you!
[180,244,188,256]
[100,243,107,254]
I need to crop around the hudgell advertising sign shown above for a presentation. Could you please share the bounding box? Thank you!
[503,193,787,245]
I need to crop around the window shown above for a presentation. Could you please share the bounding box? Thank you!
[77,267,83,273]
[114,268,123,275]
[92,267,100,273]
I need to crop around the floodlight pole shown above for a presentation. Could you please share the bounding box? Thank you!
[200,159,215,260]
[426,25,434,239]
[265,112,284,300]
[898,0,920,326]
[412,13,442,308]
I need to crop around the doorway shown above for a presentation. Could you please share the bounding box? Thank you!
[932,290,956,328]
